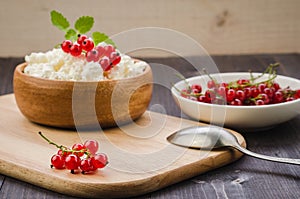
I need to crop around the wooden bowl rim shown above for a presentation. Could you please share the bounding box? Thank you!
[15,59,151,84]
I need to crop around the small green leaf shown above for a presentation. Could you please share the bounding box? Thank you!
[65,29,77,41]
[74,16,94,34]
[50,10,70,31]
[92,31,116,47]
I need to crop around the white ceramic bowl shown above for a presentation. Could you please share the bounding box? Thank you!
[171,72,300,131]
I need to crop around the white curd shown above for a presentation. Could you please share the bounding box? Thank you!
[24,48,147,81]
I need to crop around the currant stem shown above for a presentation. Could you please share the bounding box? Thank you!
[250,62,279,83]
[38,131,91,156]
[39,131,63,149]
[175,73,191,90]
[202,68,217,83]
[172,84,203,97]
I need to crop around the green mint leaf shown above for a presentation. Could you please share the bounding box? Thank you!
[92,31,116,47]
[74,16,94,34]
[50,10,70,31]
[65,29,77,41]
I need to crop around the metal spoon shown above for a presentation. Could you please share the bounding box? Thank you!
[167,126,300,165]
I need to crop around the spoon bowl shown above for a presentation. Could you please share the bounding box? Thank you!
[167,126,300,165]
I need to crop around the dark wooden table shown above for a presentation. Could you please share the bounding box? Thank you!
[0,54,299,199]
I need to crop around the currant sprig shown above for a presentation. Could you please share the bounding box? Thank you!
[50,10,121,75]
[39,132,108,174]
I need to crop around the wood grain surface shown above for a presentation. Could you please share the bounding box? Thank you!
[0,0,299,57]
[0,94,244,198]
[0,54,300,199]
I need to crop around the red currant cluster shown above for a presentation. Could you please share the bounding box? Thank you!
[39,132,108,174]
[179,64,300,106]
[61,34,121,72]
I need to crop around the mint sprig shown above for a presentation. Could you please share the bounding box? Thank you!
[50,10,116,47]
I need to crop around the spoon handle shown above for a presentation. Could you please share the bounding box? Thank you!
[233,144,300,165]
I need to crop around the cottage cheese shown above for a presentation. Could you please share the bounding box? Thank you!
[24,48,147,81]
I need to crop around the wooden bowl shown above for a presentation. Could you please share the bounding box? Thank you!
[13,62,153,129]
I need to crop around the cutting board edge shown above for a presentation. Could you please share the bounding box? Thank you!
[0,148,244,199]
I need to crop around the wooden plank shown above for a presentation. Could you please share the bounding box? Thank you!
[0,94,245,198]
[0,0,299,57]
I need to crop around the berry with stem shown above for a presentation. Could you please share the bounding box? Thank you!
[82,38,94,52]
[84,140,99,155]
[91,153,108,169]
[99,57,111,71]
[86,49,100,62]
[77,34,88,45]
[65,154,80,173]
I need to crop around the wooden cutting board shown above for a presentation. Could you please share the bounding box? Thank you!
[0,94,245,198]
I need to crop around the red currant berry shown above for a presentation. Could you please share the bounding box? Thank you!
[109,51,121,66]
[217,86,226,98]
[72,143,86,157]
[84,140,99,156]
[61,40,73,53]
[243,87,252,98]
[251,87,260,98]
[80,158,97,174]
[65,154,80,173]
[91,153,108,169]
[95,45,106,57]
[274,91,284,103]
[205,90,216,102]
[103,45,115,57]
[236,90,246,101]
[70,43,82,57]
[260,93,270,104]
[237,79,250,85]
[99,57,112,71]
[51,154,65,169]
[191,84,202,93]
[286,97,295,102]
[295,89,300,99]
[258,83,267,93]
[226,89,236,102]
[77,34,88,46]
[82,39,95,52]
[264,87,274,98]
[273,82,281,91]
[220,82,228,88]
[86,49,100,62]
[255,99,265,105]
[230,98,242,106]
[198,95,207,103]
[207,80,216,89]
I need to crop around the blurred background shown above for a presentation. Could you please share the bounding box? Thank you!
[0,0,299,57]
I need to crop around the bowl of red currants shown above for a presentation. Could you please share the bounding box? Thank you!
[171,64,300,130]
